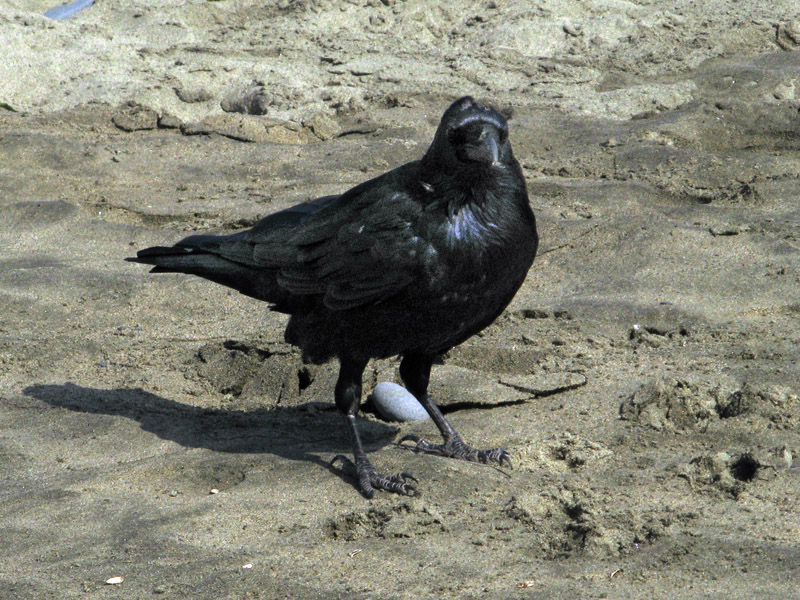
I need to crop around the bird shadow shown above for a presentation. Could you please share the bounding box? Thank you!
[22,382,400,493]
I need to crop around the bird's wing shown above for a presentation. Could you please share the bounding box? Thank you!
[173,166,427,310]
[269,172,426,310]
[173,194,340,268]
[278,199,422,309]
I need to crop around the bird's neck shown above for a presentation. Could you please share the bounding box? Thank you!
[444,201,499,246]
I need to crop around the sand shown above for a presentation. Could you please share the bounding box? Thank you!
[1,1,799,598]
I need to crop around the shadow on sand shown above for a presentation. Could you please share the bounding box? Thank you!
[23,382,401,493]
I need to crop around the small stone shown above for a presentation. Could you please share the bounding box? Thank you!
[370,382,429,422]
[158,112,182,129]
[304,113,341,141]
[175,86,213,104]
[779,447,793,469]
[112,103,158,131]
[221,84,271,115]
[772,80,796,101]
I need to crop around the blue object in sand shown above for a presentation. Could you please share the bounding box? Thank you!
[45,0,95,20]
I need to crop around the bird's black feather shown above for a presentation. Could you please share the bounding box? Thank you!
[127,96,538,497]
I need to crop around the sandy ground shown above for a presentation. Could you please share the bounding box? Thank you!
[2,1,800,598]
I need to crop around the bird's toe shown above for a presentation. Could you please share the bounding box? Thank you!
[377,471,419,496]
[400,433,512,468]
[399,434,443,456]
[334,454,419,497]
[477,447,513,468]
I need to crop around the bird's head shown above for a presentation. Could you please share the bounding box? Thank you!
[421,96,513,177]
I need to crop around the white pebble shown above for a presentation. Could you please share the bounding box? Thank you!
[370,382,429,422]
[105,576,123,585]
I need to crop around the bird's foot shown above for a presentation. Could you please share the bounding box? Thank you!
[331,455,419,499]
[399,434,512,468]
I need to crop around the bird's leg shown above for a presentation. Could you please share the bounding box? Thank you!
[398,353,511,467]
[332,358,418,498]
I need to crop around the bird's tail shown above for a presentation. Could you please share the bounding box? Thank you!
[126,238,277,301]
[126,244,216,274]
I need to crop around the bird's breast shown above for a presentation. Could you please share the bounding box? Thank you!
[443,204,499,248]
[414,214,530,306]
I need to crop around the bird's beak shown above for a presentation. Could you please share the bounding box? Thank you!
[477,124,502,165]
[460,126,502,165]
[485,134,501,165]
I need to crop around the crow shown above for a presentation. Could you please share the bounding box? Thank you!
[127,96,538,497]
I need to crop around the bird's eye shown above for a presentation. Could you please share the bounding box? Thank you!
[446,126,468,146]
[447,122,485,147]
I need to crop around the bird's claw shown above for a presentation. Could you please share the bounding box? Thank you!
[331,454,419,499]
[399,434,512,468]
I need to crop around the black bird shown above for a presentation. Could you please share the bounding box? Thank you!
[127,96,538,497]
